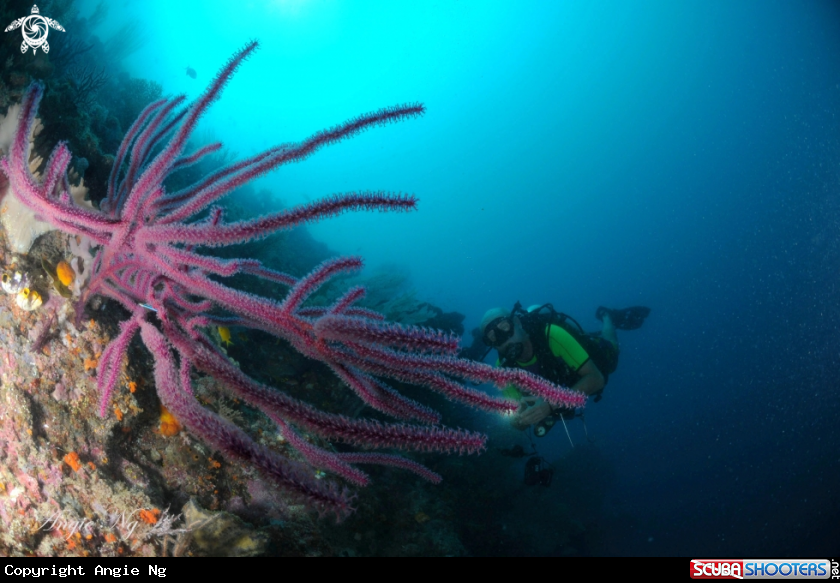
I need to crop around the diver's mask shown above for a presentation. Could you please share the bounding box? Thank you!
[482,316,514,347]
[483,316,525,364]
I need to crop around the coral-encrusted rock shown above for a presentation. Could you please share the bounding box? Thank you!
[0,104,95,253]
[177,499,269,557]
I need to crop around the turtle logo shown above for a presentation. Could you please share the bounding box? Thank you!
[4,5,65,55]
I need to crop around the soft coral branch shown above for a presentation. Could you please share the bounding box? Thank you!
[139,319,353,517]
[0,41,583,519]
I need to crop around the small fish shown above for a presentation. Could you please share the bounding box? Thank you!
[185,66,197,79]
[2,269,30,295]
[218,326,233,346]
[16,288,42,311]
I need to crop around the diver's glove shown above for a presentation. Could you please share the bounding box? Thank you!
[511,397,552,430]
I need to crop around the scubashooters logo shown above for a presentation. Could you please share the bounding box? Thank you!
[4,5,65,55]
[691,559,833,579]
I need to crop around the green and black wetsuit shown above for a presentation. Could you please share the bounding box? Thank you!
[500,310,619,401]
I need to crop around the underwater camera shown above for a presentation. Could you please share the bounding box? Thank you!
[523,456,554,487]
[533,415,555,438]
[533,408,576,438]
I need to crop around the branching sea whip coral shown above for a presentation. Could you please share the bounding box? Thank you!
[0,41,586,518]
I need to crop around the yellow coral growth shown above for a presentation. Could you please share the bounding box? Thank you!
[56,261,75,286]
[63,452,81,472]
[138,509,160,525]
[159,405,182,437]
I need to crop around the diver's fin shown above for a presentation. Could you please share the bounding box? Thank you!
[595,306,650,330]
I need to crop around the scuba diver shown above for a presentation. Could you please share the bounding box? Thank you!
[479,303,650,436]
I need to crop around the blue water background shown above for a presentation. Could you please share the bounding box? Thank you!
[77,0,840,556]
